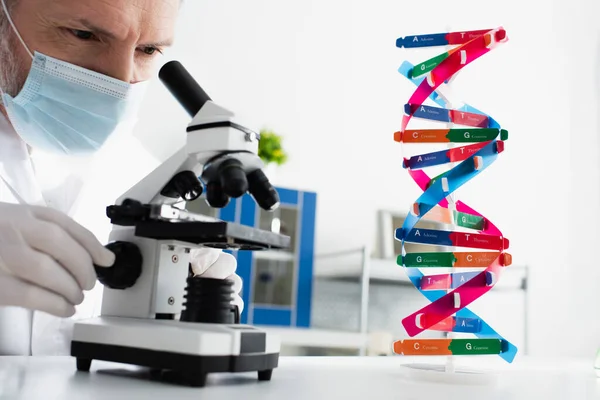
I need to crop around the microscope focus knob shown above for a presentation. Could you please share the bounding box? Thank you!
[94,241,143,290]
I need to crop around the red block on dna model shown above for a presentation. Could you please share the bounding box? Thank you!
[392,27,517,364]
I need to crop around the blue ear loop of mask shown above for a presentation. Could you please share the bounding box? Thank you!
[0,0,30,103]
[0,0,148,155]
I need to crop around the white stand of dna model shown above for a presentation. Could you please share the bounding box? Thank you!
[443,24,457,377]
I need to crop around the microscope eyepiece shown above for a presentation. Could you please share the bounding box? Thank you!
[247,169,280,211]
[159,61,211,118]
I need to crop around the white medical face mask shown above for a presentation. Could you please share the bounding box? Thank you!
[0,0,148,155]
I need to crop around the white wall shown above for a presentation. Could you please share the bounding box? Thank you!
[132,0,599,358]
[560,0,600,358]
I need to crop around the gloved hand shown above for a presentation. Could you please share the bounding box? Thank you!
[190,248,244,314]
[0,203,115,317]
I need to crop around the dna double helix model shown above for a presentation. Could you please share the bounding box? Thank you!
[392,27,517,363]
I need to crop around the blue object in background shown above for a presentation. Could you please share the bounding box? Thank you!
[213,186,317,328]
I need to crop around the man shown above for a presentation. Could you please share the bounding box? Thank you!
[0,0,243,355]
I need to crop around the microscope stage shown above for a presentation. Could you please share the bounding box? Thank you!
[71,317,280,387]
[135,220,290,250]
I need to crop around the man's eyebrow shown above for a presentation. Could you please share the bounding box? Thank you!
[139,38,174,48]
[75,19,174,47]
[76,18,118,40]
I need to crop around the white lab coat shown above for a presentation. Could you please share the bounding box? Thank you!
[0,113,160,355]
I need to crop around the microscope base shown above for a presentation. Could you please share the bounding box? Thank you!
[70,317,280,387]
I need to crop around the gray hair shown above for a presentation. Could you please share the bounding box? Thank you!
[0,0,22,107]
[0,1,18,38]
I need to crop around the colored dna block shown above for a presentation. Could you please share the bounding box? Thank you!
[398,128,507,143]
[429,316,482,333]
[418,314,483,333]
[450,109,489,128]
[412,52,451,77]
[406,104,490,128]
[409,205,487,231]
[402,251,501,269]
[452,317,482,333]
[396,33,450,49]
[393,339,505,356]
[396,29,494,49]
[419,274,451,290]
[449,272,480,288]
[403,142,490,170]
[404,104,491,128]
[405,104,450,123]
[402,252,457,268]
[419,272,483,291]
[392,27,518,363]
[397,228,508,251]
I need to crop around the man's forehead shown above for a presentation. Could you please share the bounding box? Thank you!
[28,0,179,44]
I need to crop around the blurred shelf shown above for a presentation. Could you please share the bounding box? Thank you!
[315,258,408,285]
[257,326,368,350]
[315,257,527,291]
[253,250,295,262]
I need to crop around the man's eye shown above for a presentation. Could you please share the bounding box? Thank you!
[140,46,160,56]
[69,29,95,40]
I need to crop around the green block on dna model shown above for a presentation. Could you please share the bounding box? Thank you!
[448,339,504,355]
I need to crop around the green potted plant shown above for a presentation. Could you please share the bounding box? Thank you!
[258,129,288,181]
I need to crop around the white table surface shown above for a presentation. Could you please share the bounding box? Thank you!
[0,355,598,399]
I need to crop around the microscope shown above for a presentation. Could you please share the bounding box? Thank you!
[70,61,290,387]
